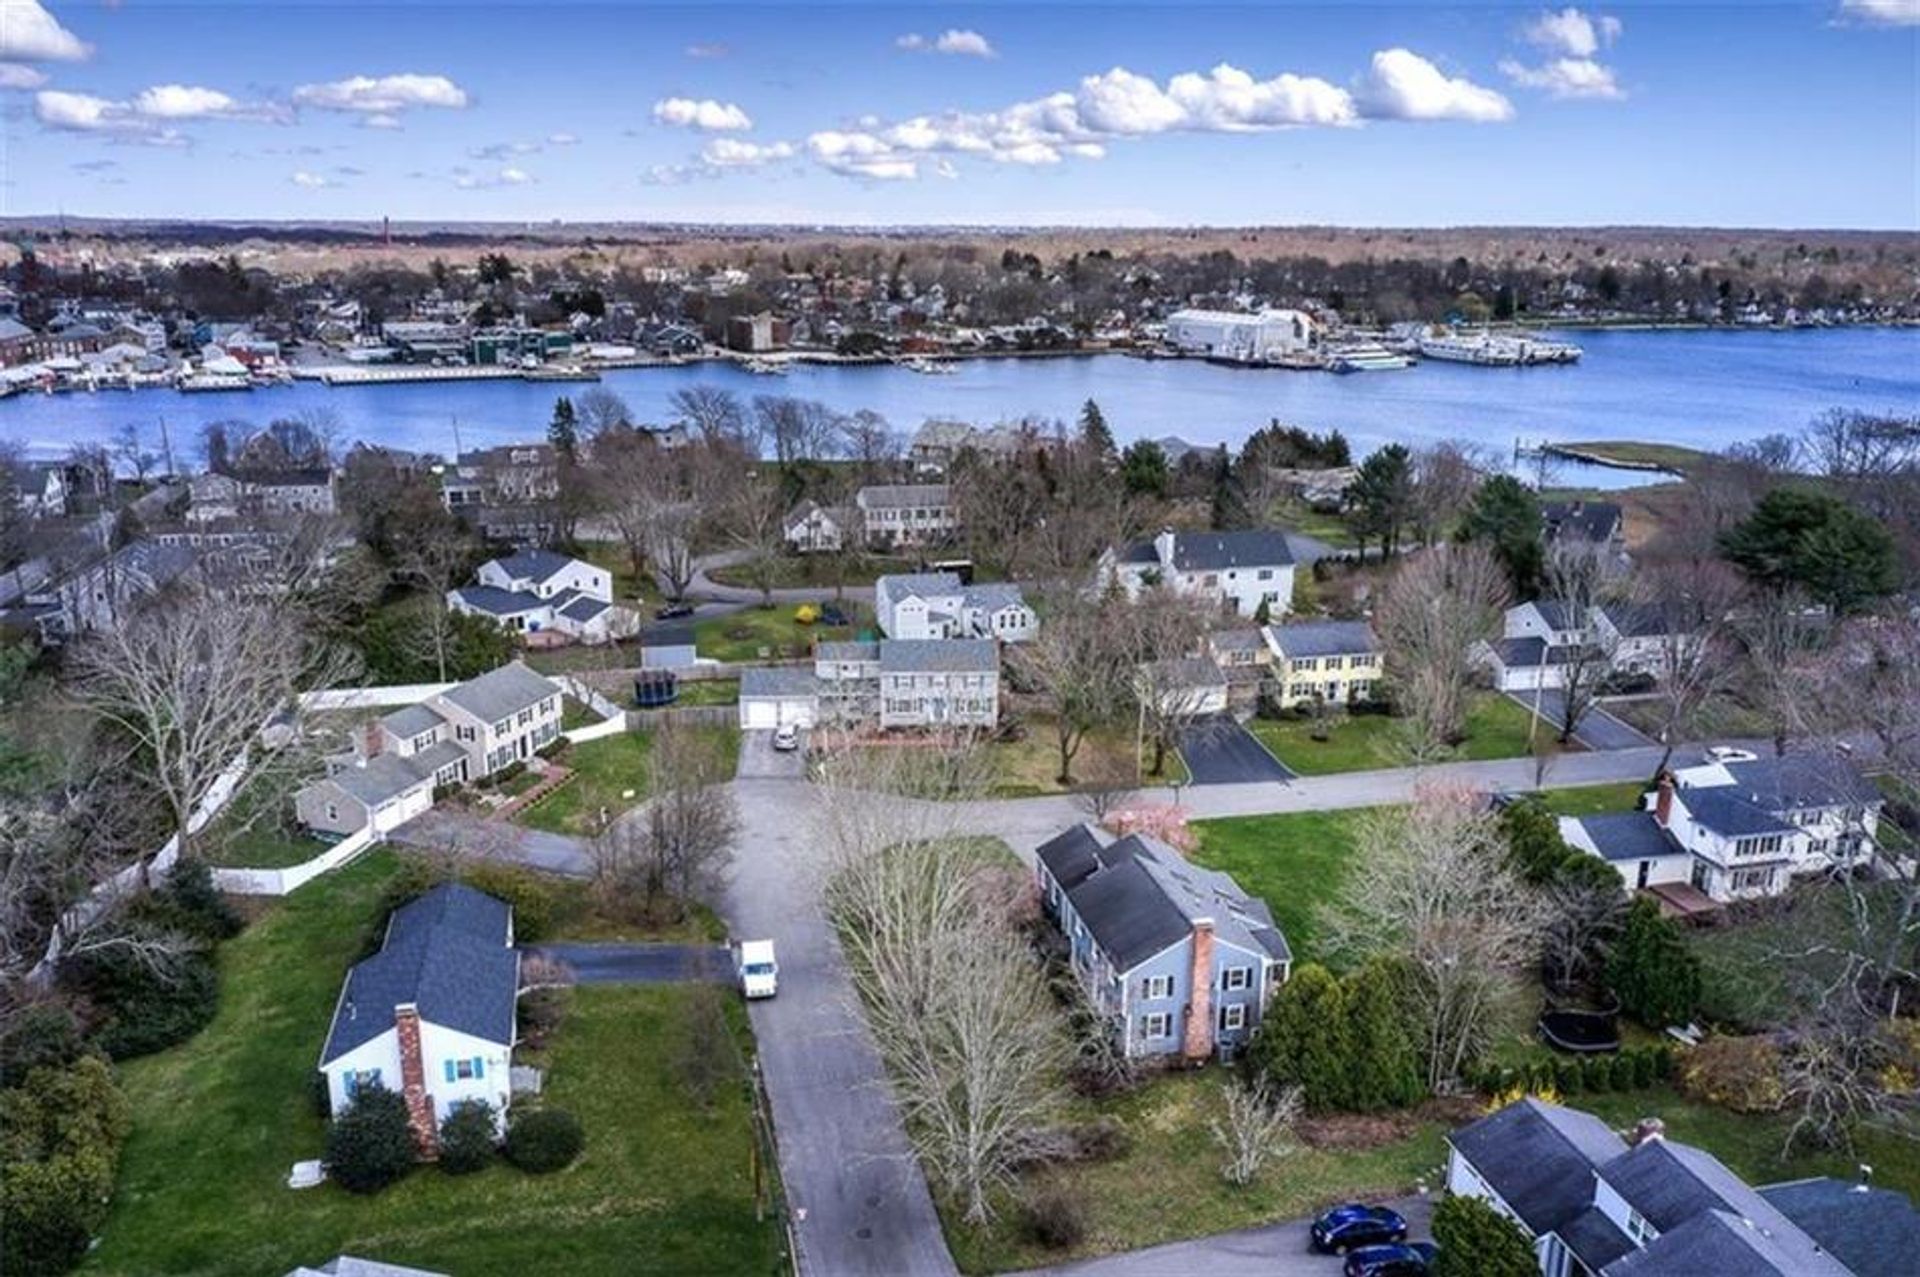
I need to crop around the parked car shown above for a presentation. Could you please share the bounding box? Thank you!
[1705,745,1759,763]
[819,603,850,627]
[1344,1241,1438,1277]
[735,939,778,998]
[656,601,695,620]
[772,723,800,752]
[1310,1205,1409,1254]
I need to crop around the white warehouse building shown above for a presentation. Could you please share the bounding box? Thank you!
[1164,308,1316,363]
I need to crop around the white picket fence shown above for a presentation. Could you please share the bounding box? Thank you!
[299,682,456,711]
[564,717,628,744]
[211,826,380,896]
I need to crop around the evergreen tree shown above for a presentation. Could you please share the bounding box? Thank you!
[1209,448,1252,530]
[1342,957,1426,1111]
[1346,444,1415,558]
[1720,487,1897,614]
[1606,898,1702,1027]
[1121,439,1169,498]
[1460,475,1545,596]
[1501,798,1574,884]
[1078,398,1116,459]
[1432,1194,1538,1277]
[548,397,579,463]
[1248,963,1352,1110]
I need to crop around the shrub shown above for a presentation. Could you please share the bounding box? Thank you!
[462,863,560,942]
[1607,899,1702,1028]
[437,1099,499,1175]
[504,1107,584,1173]
[1022,1183,1089,1250]
[518,985,571,1043]
[1677,1036,1785,1113]
[0,1056,130,1277]
[150,857,244,940]
[1584,1056,1614,1092]
[0,1004,85,1089]
[1556,1060,1584,1094]
[1432,1194,1538,1277]
[324,1085,418,1194]
[1069,1115,1132,1163]
[64,946,219,1060]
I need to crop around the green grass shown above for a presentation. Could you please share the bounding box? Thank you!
[1608,695,1773,743]
[1538,781,1647,817]
[561,696,603,730]
[694,606,861,663]
[673,678,741,707]
[1460,693,1545,761]
[1553,440,1715,476]
[209,824,337,870]
[989,718,1187,797]
[87,851,785,1276]
[516,733,655,836]
[1243,695,1545,776]
[944,1071,1449,1274]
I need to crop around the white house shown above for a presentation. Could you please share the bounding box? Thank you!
[318,883,518,1154]
[873,572,1038,643]
[784,500,852,554]
[1137,657,1230,718]
[736,638,1001,732]
[855,484,959,548]
[1103,529,1295,619]
[448,549,627,644]
[1164,308,1316,363]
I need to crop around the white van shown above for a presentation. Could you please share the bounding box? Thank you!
[736,939,778,999]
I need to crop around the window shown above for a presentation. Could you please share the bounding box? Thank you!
[411,731,435,751]
[1257,569,1272,581]
[325,802,339,823]
[457,724,476,742]
[1142,974,1173,1000]
[1731,867,1774,893]
[1738,833,1784,858]
[446,1057,484,1082]
[345,1067,383,1097]
[1222,966,1252,992]
[1624,1208,1653,1245]
[1141,1012,1174,1040]
[1219,1004,1247,1032]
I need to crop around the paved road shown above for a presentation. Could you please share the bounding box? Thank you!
[682,549,878,608]
[1024,1195,1434,1277]
[1180,715,1296,785]
[523,942,731,984]
[390,809,592,877]
[1508,690,1655,752]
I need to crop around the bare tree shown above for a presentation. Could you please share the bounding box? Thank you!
[1376,544,1511,761]
[1539,874,1627,995]
[1209,1077,1303,1187]
[1011,596,1140,786]
[752,395,845,466]
[842,408,902,485]
[574,386,633,438]
[1408,440,1491,548]
[1538,538,1624,745]
[593,724,737,923]
[390,518,480,682]
[723,471,790,609]
[1322,786,1545,1091]
[1630,555,1748,770]
[1732,591,1826,756]
[669,385,748,448]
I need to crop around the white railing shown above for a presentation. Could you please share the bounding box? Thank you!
[211,825,380,896]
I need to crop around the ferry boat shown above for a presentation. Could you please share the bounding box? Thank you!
[901,356,957,375]
[1328,343,1413,373]
[1417,330,1583,367]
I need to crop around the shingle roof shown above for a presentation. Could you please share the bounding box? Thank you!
[1142,657,1226,690]
[1574,811,1686,863]
[1721,756,1882,811]
[556,593,609,622]
[1598,1139,1846,1273]
[1599,602,1673,639]
[1602,1208,1849,1276]
[451,584,547,616]
[1446,1098,1629,1235]
[879,638,998,673]
[439,662,559,725]
[1165,529,1295,571]
[1069,855,1193,970]
[321,884,517,1063]
[1559,1205,1637,1273]
[1491,636,1583,668]
[1209,627,1267,653]
[858,483,951,509]
[489,548,578,584]
[326,753,436,809]
[1678,786,1797,840]
[876,571,962,605]
[740,667,819,698]
[1759,1178,1920,1277]
[1544,500,1623,544]
[1528,599,1580,631]
[1036,824,1114,892]
[817,640,880,662]
[381,703,447,739]
[1266,620,1379,659]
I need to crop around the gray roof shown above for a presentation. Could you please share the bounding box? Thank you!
[439,662,560,725]
[740,666,819,698]
[0,317,31,342]
[556,592,609,622]
[1599,602,1674,639]
[1266,620,1379,659]
[1544,500,1623,543]
[858,483,951,509]
[817,640,880,662]
[876,571,962,606]
[1209,627,1267,653]
[1491,636,1583,668]
[408,739,469,777]
[879,638,998,674]
[1721,756,1882,811]
[1598,1139,1847,1274]
[1070,854,1192,969]
[1575,811,1686,863]
[489,548,578,584]
[451,584,546,616]
[1760,1178,1920,1277]
[321,884,516,1063]
[963,581,1028,612]
[1447,1098,1629,1235]
[1678,786,1797,840]
[381,703,447,739]
[1527,599,1581,630]
[1142,657,1227,690]
[1166,529,1295,571]
[1603,1208,1849,1276]
[1036,824,1110,892]
[1559,1205,1638,1273]
[326,753,436,809]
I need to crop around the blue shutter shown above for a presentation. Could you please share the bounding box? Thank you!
[444,1059,456,1083]
[472,1057,484,1079]
[344,1071,357,1099]
[369,1068,382,1088]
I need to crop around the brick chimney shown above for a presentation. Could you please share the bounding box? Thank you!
[361,719,384,762]
[1183,920,1215,1062]
[1654,772,1675,828]
[393,1004,438,1158]
[1628,1116,1667,1147]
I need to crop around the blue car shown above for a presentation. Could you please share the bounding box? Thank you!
[1344,1241,1439,1277]
[1310,1204,1409,1254]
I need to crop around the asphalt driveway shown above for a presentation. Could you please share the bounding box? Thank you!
[1180,714,1296,785]
[1024,1195,1433,1276]
[1508,691,1654,752]
[522,942,732,984]
[738,728,810,780]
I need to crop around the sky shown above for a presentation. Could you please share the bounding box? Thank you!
[0,0,1915,228]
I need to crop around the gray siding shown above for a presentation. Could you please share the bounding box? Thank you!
[294,781,370,837]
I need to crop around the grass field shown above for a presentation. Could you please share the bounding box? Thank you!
[988,717,1188,797]
[516,733,655,836]
[1554,440,1716,476]
[87,852,785,1277]
[1245,694,1545,776]
[694,606,862,662]
[1607,695,1772,743]
[672,678,741,707]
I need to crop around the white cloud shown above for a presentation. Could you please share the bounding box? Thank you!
[0,62,47,89]
[1355,48,1514,122]
[898,29,997,57]
[699,137,794,167]
[1166,63,1356,131]
[290,170,334,188]
[292,73,469,116]
[0,0,90,63]
[471,139,542,160]
[130,83,287,122]
[1523,8,1622,57]
[1500,56,1623,99]
[547,131,579,146]
[895,34,928,51]
[453,166,533,189]
[807,130,920,180]
[685,42,729,58]
[362,113,402,130]
[1840,0,1920,23]
[34,89,181,143]
[651,96,752,131]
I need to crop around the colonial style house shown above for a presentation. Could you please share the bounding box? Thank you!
[318,884,518,1155]
[783,500,853,554]
[1447,1097,1866,1276]
[447,549,625,644]
[735,638,1000,731]
[295,662,564,837]
[187,468,338,523]
[1482,600,1695,691]
[1564,756,1884,906]
[873,572,1038,643]
[1262,620,1382,708]
[1137,657,1230,718]
[1036,823,1290,1062]
[1102,528,1295,619]
[854,483,959,548]
[1542,499,1626,555]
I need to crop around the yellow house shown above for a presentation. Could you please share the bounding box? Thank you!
[1262,620,1383,708]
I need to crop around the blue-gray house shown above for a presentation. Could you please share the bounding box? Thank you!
[1035,823,1290,1063]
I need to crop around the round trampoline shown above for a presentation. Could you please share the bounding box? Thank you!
[1538,1006,1621,1054]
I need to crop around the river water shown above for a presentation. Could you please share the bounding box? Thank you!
[3,326,1914,484]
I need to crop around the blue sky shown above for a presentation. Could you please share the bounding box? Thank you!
[1,1,1915,227]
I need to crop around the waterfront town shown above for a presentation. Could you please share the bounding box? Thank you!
[3,4,1919,1277]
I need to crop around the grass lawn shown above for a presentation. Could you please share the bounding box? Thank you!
[561,695,604,730]
[209,824,338,870]
[1243,695,1547,776]
[1460,693,1545,761]
[1608,695,1772,743]
[673,678,741,707]
[695,606,862,663]
[988,718,1188,797]
[516,733,655,836]
[707,552,914,590]
[88,852,785,1277]
[1553,440,1715,476]
[944,1071,1449,1274]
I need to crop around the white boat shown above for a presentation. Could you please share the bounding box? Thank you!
[1328,343,1413,373]
[743,357,789,376]
[901,356,958,375]
[1418,330,1583,367]
[177,372,252,392]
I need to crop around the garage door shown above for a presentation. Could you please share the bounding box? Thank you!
[373,785,435,834]
[740,698,779,730]
[777,699,815,728]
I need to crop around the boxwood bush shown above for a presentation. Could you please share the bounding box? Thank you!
[504,1107,584,1173]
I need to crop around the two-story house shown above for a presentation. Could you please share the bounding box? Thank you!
[1036,823,1291,1062]
[783,500,853,554]
[1262,620,1382,707]
[1542,499,1626,556]
[1479,600,1594,692]
[873,572,1039,643]
[855,484,959,548]
[1103,528,1295,619]
[319,883,517,1155]
[734,638,1000,732]
[447,549,623,644]
[1446,1097,1866,1276]
[295,662,565,836]
[1566,757,1883,905]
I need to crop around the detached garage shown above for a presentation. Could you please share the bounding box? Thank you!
[738,667,819,730]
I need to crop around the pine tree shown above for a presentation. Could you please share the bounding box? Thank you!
[1606,898,1702,1027]
[1078,398,1115,459]
[1342,958,1426,1111]
[1461,474,1545,596]
[1209,449,1252,530]
[548,397,578,463]
[1250,963,1352,1110]
[1432,1194,1538,1277]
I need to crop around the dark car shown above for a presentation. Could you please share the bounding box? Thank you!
[818,603,850,627]
[1310,1204,1409,1254]
[655,601,695,620]
[1343,1241,1438,1277]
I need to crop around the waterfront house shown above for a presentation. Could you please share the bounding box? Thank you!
[1035,823,1290,1062]
[447,549,624,644]
[319,883,517,1155]
[295,662,563,837]
[1101,528,1295,620]
[873,571,1037,643]
[1261,620,1382,707]
[1542,499,1626,555]
[855,483,959,549]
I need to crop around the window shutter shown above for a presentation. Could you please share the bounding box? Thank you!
[370,1068,382,1087]
[344,1071,356,1099]
[444,1059,456,1083]
[472,1057,485,1079]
